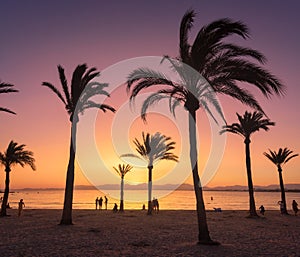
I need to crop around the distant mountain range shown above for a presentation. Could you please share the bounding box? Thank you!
[9,183,300,192]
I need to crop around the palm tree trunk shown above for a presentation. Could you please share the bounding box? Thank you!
[244,138,258,217]
[188,110,214,244]
[60,121,77,225]
[0,169,10,216]
[278,166,288,214]
[120,177,124,212]
[147,165,153,215]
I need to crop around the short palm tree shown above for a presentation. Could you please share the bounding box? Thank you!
[127,10,284,244]
[264,148,298,214]
[42,64,115,225]
[113,163,133,212]
[122,132,178,215]
[0,81,18,114]
[220,111,275,217]
[0,141,36,216]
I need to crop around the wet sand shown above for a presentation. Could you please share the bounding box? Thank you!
[0,209,299,256]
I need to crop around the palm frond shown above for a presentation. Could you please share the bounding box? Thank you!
[0,140,36,171]
[113,163,133,178]
[0,107,16,115]
[127,68,174,98]
[211,79,265,115]
[120,153,144,161]
[284,153,299,164]
[179,9,194,62]
[191,18,249,71]
[71,64,88,103]
[221,111,274,138]
[82,101,115,113]
[42,82,67,106]
[0,82,18,93]
[264,147,298,167]
[217,44,267,64]
[57,65,72,109]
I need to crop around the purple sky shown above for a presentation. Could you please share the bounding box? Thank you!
[0,0,299,188]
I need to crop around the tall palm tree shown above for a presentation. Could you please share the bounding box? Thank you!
[264,148,298,214]
[0,141,36,216]
[0,81,18,114]
[126,9,284,244]
[42,64,115,225]
[113,163,133,212]
[220,111,275,217]
[122,132,178,215]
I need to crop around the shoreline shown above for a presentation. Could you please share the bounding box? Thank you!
[0,209,299,256]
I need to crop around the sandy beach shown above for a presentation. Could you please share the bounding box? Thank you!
[0,209,299,257]
[0,209,300,257]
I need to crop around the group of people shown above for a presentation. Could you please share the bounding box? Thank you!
[259,199,298,216]
[95,196,108,210]
[141,198,159,213]
[1,198,25,216]
[152,198,159,213]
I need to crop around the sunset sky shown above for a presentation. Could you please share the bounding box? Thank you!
[0,0,299,189]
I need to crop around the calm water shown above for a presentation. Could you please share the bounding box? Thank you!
[5,189,300,211]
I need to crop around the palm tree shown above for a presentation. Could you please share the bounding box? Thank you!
[0,141,36,216]
[126,9,284,244]
[42,64,115,225]
[113,163,133,212]
[0,81,18,114]
[122,132,178,215]
[220,111,275,217]
[264,148,298,214]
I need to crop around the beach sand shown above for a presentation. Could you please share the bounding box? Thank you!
[0,209,299,256]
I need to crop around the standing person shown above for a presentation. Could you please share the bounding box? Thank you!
[278,201,284,214]
[18,199,25,217]
[104,196,108,210]
[99,197,103,210]
[292,200,298,216]
[259,205,265,216]
[95,197,99,210]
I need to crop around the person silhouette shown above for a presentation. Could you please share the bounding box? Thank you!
[18,199,25,217]
[259,205,265,215]
[104,196,108,210]
[292,200,298,216]
[152,198,159,213]
[95,197,99,210]
[278,201,284,214]
[113,203,118,212]
[99,197,103,210]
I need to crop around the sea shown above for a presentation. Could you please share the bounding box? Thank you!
[4,189,300,211]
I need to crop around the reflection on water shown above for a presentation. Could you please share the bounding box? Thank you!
[6,189,300,211]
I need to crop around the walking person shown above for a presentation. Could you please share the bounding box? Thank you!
[18,199,25,217]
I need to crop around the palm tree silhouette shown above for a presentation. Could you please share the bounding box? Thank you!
[113,163,133,212]
[220,111,275,217]
[0,81,18,114]
[122,132,178,215]
[0,141,36,216]
[42,64,115,225]
[264,148,298,214]
[126,9,284,244]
